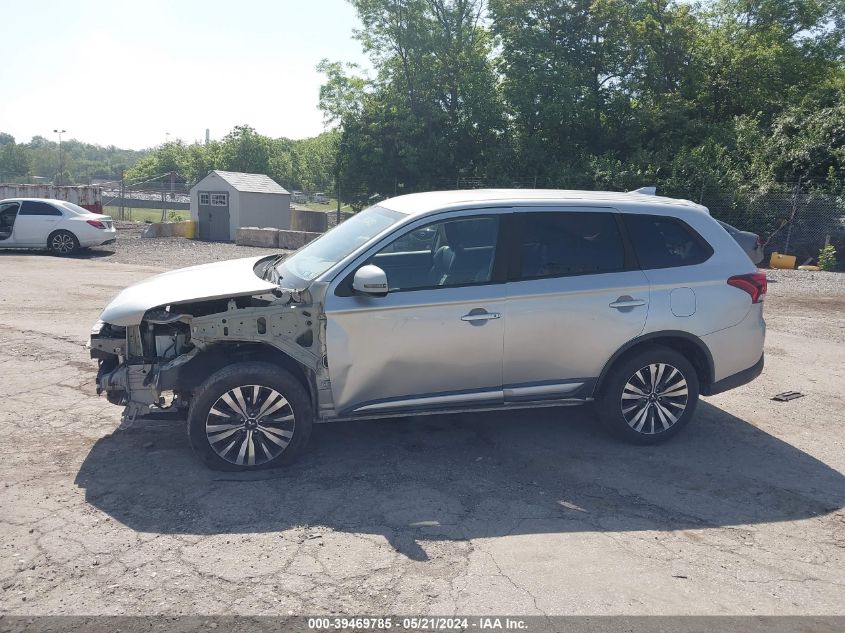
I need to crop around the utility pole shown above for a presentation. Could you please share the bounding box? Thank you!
[53,129,66,186]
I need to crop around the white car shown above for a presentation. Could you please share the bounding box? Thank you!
[0,198,117,255]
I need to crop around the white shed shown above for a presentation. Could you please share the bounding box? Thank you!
[190,170,292,241]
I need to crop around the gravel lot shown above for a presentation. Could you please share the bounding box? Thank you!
[85,224,288,268]
[1,233,844,617]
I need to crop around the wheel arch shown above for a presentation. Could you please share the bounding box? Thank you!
[593,331,715,397]
[166,342,315,405]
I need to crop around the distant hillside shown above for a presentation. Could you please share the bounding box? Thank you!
[0,132,150,185]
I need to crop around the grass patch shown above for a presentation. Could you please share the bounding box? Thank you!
[300,200,354,213]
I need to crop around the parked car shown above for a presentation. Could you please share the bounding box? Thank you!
[291,191,308,204]
[312,192,329,204]
[0,198,116,254]
[91,189,766,470]
[717,219,764,265]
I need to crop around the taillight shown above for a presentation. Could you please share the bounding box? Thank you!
[728,272,767,303]
[86,219,106,229]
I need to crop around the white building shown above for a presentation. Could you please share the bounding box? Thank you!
[190,170,291,241]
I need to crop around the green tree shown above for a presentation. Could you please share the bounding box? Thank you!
[0,141,31,180]
[327,0,506,201]
[219,125,273,174]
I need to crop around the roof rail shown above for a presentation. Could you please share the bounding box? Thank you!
[630,186,656,195]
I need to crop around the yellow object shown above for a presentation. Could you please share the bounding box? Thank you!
[184,221,197,239]
[770,252,797,269]
[798,265,820,271]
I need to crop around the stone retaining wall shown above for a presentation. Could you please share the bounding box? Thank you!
[141,221,196,238]
[235,227,280,248]
[290,208,329,233]
[234,227,322,250]
[278,230,321,250]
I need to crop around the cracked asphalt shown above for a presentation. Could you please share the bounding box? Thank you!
[1,245,844,615]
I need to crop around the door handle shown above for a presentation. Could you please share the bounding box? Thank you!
[609,296,646,310]
[461,311,501,322]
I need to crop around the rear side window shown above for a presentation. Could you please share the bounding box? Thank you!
[19,201,63,216]
[623,214,712,269]
[516,212,625,279]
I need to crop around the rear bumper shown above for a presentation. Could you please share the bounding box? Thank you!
[703,353,764,396]
[701,303,765,386]
[79,231,117,247]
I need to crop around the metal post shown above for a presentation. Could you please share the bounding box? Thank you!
[336,164,341,226]
[53,129,66,186]
[784,179,801,255]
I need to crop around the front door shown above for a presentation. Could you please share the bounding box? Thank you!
[503,209,649,399]
[324,213,508,415]
[0,201,20,243]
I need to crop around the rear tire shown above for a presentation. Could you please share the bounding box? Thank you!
[48,230,79,255]
[187,362,312,471]
[596,346,699,445]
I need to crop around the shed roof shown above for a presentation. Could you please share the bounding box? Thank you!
[208,170,290,194]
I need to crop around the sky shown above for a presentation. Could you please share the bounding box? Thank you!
[0,0,369,149]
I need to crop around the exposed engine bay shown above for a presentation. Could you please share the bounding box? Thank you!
[90,257,335,426]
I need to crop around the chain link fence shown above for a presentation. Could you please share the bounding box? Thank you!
[703,192,844,264]
[99,172,191,222]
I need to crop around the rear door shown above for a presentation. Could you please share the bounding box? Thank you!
[502,209,650,400]
[14,200,64,245]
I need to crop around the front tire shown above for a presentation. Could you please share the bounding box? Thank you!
[595,346,699,444]
[187,362,312,470]
[48,230,80,255]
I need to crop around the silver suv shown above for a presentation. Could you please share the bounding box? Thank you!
[90,189,766,470]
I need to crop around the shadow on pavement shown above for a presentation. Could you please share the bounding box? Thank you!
[0,247,114,259]
[75,402,845,560]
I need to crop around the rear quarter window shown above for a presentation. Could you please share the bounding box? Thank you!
[623,214,713,269]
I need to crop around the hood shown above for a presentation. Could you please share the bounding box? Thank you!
[100,257,277,326]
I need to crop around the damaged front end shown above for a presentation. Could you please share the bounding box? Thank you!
[90,312,197,424]
[90,256,332,427]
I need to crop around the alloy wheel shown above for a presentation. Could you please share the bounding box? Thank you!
[620,363,688,435]
[51,233,75,253]
[205,385,296,466]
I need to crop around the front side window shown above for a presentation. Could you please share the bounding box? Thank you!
[370,216,500,292]
[19,201,63,216]
[210,193,227,206]
[199,192,210,205]
[516,212,625,279]
[623,214,712,269]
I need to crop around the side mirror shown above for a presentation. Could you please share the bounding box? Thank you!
[352,265,389,297]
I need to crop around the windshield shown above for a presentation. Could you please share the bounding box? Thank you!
[278,205,404,285]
